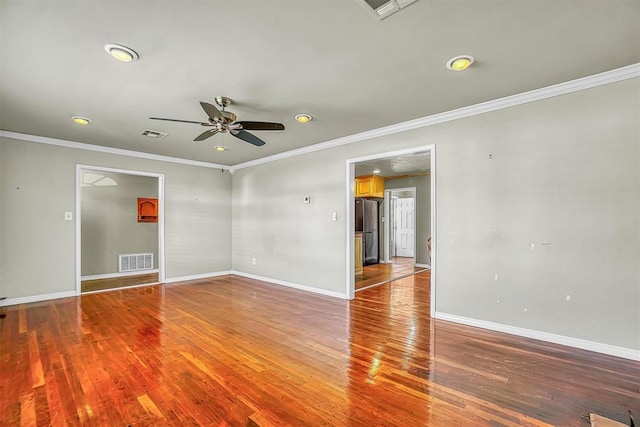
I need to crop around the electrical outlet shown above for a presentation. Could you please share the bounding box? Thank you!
[64,211,73,221]
[303,196,311,204]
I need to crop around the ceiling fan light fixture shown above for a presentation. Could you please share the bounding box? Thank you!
[295,114,312,123]
[214,146,228,152]
[71,116,91,125]
[446,55,474,71]
[104,44,139,62]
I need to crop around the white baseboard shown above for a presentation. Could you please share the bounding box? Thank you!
[81,269,159,281]
[415,263,431,269]
[0,291,77,307]
[164,271,233,284]
[232,271,348,300]
[0,270,342,306]
[434,311,640,362]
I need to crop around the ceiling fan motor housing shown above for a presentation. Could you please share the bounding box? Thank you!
[221,111,237,122]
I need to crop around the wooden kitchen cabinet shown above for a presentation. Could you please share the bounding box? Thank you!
[354,232,363,276]
[355,175,385,198]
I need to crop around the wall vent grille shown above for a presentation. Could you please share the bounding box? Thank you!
[119,253,153,272]
[356,0,417,20]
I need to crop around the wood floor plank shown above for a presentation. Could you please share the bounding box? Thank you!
[1,272,638,426]
[356,256,427,290]
[19,391,36,427]
[27,331,45,388]
[18,307,27,334]
[137,393,164,419]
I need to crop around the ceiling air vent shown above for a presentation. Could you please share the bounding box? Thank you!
[141,129,168,139]
[356,0,417,20]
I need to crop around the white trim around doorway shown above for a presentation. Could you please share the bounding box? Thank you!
[345,144,436,318]
[383,187,417,265]
[75,165,166,295]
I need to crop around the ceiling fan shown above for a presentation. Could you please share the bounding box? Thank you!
[149,96,284,146]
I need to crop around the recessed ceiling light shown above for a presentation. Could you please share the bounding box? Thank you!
[104,44,139,63]
[214,146,228,152]
[373,169,381,174]
[295,114,312,123]
[71,116,91,125]
[446,55,474,71]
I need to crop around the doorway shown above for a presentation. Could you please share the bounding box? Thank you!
[75,165,165,294]
[346,146,436,316]
[355,187,425,291]
[384,187,417,263]
[395,196,415,257]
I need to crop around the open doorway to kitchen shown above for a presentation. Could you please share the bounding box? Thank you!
[346,146,435,314]
[76,165,165,294]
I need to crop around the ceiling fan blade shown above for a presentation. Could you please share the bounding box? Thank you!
[200,102,225,122]
[236,121,285,131]
[194,129,219,142]
[149,117,210,125]
[231,129,266,146]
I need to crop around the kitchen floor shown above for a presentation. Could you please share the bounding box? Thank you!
[355,256,428,291]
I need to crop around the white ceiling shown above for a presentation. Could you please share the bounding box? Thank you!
[1,1,638,166]
[355,152,430,177]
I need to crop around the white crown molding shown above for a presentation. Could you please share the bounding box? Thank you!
[232,271,348,300]
[0,291,77,307]
[2,64,637,173]
[0,130,230,170]
[435,312,640,362]
[230,63,640,172]
[163,271,233,284]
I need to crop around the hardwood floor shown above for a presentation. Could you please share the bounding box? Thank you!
[1,272,638,426]
[81,273,159,293]
[355,256,427,290]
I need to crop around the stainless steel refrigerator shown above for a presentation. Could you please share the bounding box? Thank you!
[355,198,379,265]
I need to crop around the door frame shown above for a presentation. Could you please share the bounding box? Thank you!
[383,187,416,264]
[75,164,166,295]
[345,144,436,318]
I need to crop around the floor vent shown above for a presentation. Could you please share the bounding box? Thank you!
[356,0,417,20]
[119,253,153,272]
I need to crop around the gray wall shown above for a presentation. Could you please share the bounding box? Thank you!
[0,137,232,299]
[385,175,431,265]
[232,78,639,351]
[81,171,158,276]
[232,148,347,294]
[0,78,637,353]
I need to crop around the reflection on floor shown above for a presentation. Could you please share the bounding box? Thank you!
[82,272,159,293]
[355,256,428,291]
[3,270,637,425]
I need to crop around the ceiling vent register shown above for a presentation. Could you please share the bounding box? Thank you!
[141,129,169,139]
[357,0,417,20]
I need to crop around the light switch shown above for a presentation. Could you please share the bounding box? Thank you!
[332,212,337,221]
[64,211,73,221]
[304,196,311,204]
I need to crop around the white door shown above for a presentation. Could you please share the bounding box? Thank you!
[389,197,397,257]
[395,197,414,257]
